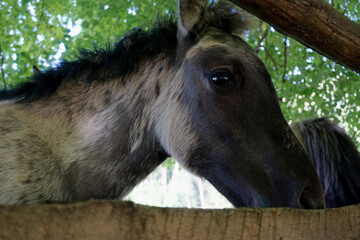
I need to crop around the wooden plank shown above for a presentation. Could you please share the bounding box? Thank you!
[1,201,360,240]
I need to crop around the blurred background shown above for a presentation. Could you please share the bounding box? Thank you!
[1,0,359,208]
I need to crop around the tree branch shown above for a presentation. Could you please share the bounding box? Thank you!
[36,0,46,30]
[265,47,279,75]
[0,43,6,89]
[34,0,46,57]
[282,37,288,83]
[255,22,270,52]
[230,0,360,73]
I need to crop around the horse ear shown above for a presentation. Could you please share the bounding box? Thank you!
[178,0,208,38]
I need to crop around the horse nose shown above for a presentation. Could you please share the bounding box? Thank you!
[297,181,325,209]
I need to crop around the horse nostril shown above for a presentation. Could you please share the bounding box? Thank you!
[298,182,325,209]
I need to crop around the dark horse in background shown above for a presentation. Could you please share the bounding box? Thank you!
[0,0,325,208]
[292,118,360,208]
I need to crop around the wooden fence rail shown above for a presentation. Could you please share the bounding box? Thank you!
[1,201,359,240]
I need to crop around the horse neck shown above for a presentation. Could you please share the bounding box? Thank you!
[30,55,174,199]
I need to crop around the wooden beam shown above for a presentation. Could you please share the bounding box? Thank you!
[230,0,360,73]
[1,201,360,240]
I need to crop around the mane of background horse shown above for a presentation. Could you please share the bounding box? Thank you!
[0,1,246,103]
[295,118,360,208]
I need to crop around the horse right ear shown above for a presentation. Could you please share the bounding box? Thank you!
[177,0,208,39]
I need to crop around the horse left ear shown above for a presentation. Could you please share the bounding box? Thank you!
[177,0,208,39]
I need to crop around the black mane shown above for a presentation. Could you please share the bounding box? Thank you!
[0,20,178,102]
[0,1,246,102]
[300,117,360,207]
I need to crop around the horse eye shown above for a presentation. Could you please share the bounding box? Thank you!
[208,69,235,94]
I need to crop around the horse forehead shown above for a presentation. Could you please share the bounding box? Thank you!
[185,30,253,61]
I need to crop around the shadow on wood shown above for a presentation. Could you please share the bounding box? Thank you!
[1,201,359,240]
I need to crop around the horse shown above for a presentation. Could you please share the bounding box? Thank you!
[291,118,360,208]
[0,0,325,208]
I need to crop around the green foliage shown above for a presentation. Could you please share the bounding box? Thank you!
[162,157,176,170]
[0,0,177,88]
[243,0,360,146]
[1,0,359,146]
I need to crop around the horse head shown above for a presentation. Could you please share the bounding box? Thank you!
[155,0,325,208]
